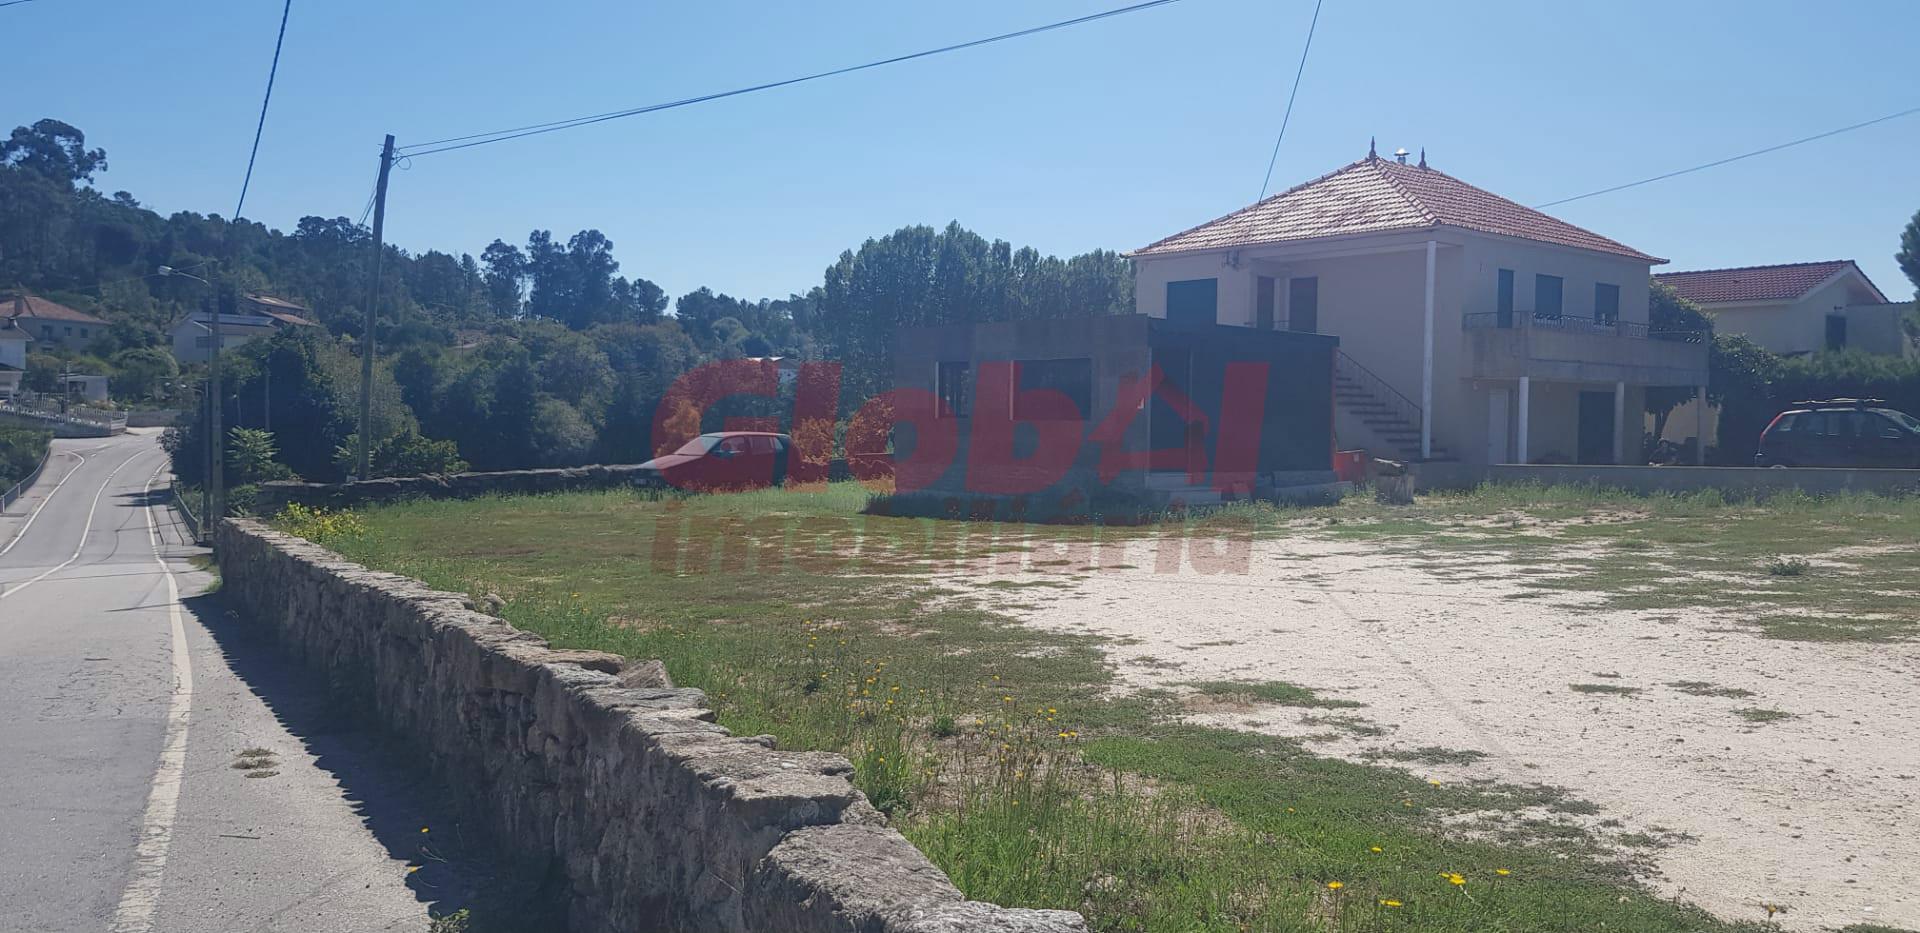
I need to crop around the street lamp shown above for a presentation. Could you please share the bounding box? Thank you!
[160,265,221,540]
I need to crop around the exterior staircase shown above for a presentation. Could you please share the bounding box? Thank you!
[1333,350,1457,463]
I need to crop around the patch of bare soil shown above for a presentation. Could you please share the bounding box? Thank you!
[958,532,1920,932]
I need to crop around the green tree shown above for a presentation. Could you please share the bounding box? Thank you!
[1643,280,1716,438]
[2,118,106,186]
[1898,208,1920,300]
[110,346,179,401]
[227,428,295,485]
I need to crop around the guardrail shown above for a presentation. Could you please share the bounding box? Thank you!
[0,401,129,436]
[1463,311,1707,344]
[174,482,204,544]
[2,443,53,511]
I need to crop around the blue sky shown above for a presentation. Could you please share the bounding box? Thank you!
[12,0,1920,304]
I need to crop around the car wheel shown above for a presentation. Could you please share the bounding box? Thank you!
[1768,463,1789,470]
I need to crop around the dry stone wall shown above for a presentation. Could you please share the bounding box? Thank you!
[217,519,1086,933]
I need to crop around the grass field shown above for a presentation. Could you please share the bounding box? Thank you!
[265,480,1920,933]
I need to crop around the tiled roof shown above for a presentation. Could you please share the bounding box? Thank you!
[1653,260,1884,304]
[243,293,316,326]
[5,294,108,325]
[1132,156,1663,263]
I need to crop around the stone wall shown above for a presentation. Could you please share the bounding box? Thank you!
[255,459,879,515]
[216,519,1084,933]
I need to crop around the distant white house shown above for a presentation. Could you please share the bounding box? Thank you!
[1655,260,1913,358]
[1127,145,1708,466]
[170,293,317,364]
[4,294,108,351]
[0,316,30,400]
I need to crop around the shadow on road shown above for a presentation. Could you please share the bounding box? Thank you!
[183,588,565,932]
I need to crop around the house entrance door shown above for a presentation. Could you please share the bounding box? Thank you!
[1577,390,1615,464]
[1487,387,1511,463]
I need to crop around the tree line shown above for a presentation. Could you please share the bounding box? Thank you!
[2,117,1132,489]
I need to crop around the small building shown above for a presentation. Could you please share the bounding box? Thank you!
[4,294,108,351]
[1128,145,1710,466]
[0,317,30,400]
[893,315,1337,515]
[1655,260,1913,358]
[60,373,110,404]
[170,293,317,364]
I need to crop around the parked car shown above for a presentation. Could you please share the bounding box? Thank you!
[633,431,791,491]
[1754,399,1920,468]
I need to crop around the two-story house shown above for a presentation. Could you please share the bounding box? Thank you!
[170,293,317,364]
[1128,146,1710,466]
[0,317,30,400]
[1655,260,1912,359]
[4,294,109,351]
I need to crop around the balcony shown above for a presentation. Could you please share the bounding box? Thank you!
[1463,312,1709,386]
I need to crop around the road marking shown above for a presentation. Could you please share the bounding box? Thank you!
[0,448,87,559]
[108,463,196,933]
[0,445,158,601]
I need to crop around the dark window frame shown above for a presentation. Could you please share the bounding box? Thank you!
[1534,274,1564,319]
[936,361,972,419]
[1594,283,1620,324]
[1165,278,1219,328]
[1015,357,1093,421]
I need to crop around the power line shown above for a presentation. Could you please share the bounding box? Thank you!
[1257,0,1324,202]
[233,0,294,219]
[0,0,43,9]
[395,0,1188,158]
[1536,104,1920,209]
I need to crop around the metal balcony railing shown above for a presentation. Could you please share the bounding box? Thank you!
[1463,311,1707,343]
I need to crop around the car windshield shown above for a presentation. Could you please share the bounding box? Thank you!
[673,435,723,455]
[1882,410,1920,433]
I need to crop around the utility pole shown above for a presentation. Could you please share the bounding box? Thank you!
[357,134,395,481]
[207,264,224,527]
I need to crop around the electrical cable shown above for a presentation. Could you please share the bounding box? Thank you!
[1257,0,1324,202]
[395,0,1187,158]
[1536,104,1920,209]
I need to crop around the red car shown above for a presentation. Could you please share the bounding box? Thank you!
[634,431,791,491]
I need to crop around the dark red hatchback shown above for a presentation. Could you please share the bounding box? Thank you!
[1755,400,1920,469]
[633,431,792,491]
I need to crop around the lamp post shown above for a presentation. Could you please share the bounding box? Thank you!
[159,265,221,540]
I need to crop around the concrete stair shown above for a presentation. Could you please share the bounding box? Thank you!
[1334,375,1457,463]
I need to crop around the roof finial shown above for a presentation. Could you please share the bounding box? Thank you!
[1368,137,1377,160]
[1418,147,1427,170]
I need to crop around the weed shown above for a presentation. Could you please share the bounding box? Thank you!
[1764,556,1811,577]
[1570,683,1641,696]
[1182,680,1363,709]
[1733,708,1794,724]
[1667,681,1756,699]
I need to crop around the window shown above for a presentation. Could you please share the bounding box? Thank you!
[1885,410,1920,433]
[41,325,52,339]
[1166,279,1218,328]
[716,436,750,456]
[1594,283,1620,324]
[1287,277,1319,333]
[79,328,90,339]
[1255,276,1276,330]
[1772,412,1800,433]
[1826,314,1847,351]
[1496,269,1515,327]
[64,326,74,337]
[747,435,778,455]
[936,361,971,418]
[1534,275,1563,318]
[1016,358,1092,420]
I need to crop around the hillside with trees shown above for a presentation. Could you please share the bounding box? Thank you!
[2,117,1132,489]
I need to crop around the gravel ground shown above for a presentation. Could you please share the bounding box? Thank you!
[968,532,1920,932]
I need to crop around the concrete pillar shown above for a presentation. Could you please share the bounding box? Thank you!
[1421,240,1436,460]
[1517,376,1531,465]
[1613,381,1626,464]
[1695,384,1708,465]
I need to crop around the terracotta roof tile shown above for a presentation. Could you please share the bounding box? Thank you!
[1133,156,1662,263]
[1652,260,1876,304]
[5,294,108,325]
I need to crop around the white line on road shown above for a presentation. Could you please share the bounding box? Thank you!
[0,449,87,559]
[108,463,196,933]
[0,445,157,601]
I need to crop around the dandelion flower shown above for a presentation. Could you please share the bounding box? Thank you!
[1326,881,1344,891]
[1496,869,1511,876]
[1380,899,1402,908]
[1446,873,1466,886]
[1369,846,1382,853]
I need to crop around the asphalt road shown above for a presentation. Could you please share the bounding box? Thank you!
[0,431,528,932]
